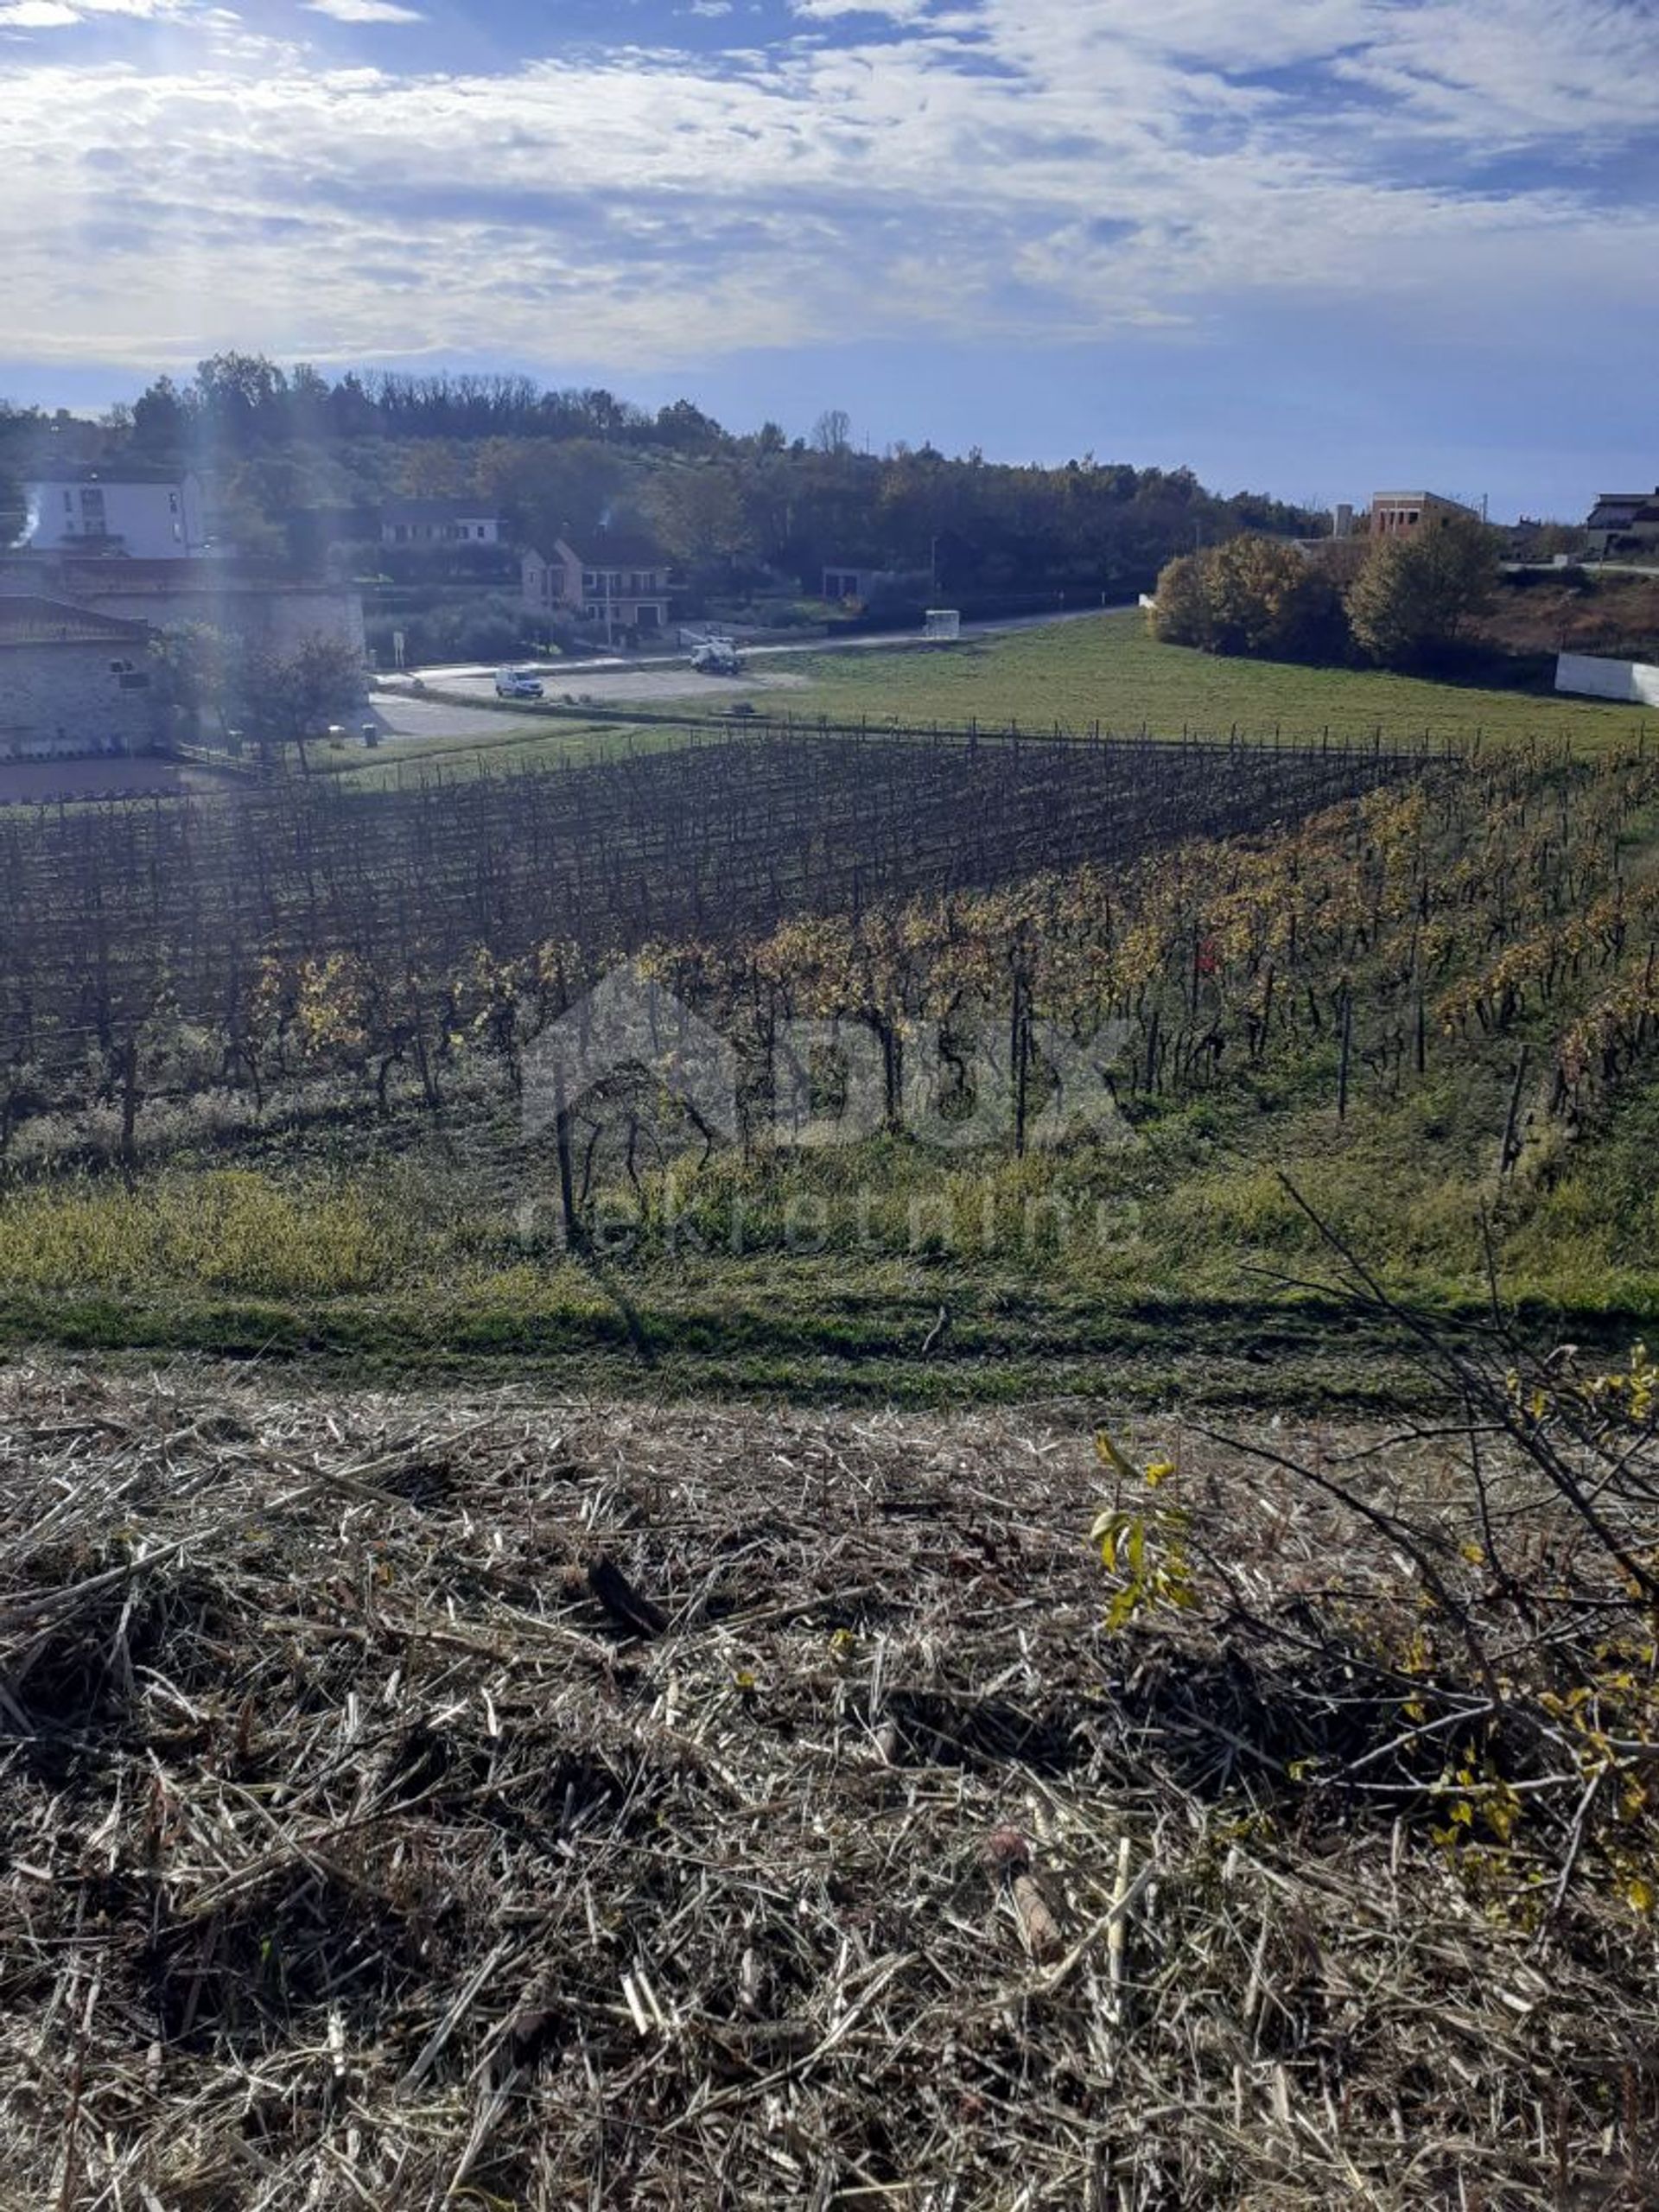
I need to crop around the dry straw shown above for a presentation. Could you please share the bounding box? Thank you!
[0,1361,1653,2208]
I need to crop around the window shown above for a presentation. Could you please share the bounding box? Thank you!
[168,492,179,514]
[583,571,601,594]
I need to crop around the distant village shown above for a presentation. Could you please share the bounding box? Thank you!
[3,455,1656,766]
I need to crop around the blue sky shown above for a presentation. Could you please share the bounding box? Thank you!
[2,0,1656,516]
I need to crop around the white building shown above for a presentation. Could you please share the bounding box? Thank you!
[381,499,504,548]
[20,471,206,560]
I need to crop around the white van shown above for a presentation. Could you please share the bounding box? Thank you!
[494,667,544,700]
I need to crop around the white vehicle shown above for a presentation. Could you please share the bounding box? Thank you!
[494,667,545,700]
[690,638,742,676]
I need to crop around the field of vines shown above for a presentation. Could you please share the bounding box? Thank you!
[0,717,1654,1340]
[0,728,1415,1160]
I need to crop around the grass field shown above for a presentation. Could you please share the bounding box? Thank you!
[313,615,1657,791]
[328,713,676,789]
[652,612,1650,750]
[1,1019,1653,1406]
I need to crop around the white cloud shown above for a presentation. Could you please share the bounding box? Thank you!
[0,0,198,21]
[303,0,423,20]
[791,0,933,20]
[0,0,1655,375]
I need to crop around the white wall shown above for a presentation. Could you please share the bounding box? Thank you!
[23,475,203,559]
[1555,652,1659,707]
[383,513,500,545]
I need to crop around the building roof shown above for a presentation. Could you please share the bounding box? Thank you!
[554,531,671,570]
[24,464,192,489]
[1370,490,1481,513]
[0,595,150,648]
[0,555,339,596]
[382,497,501,523]
[1587,493,1659,522]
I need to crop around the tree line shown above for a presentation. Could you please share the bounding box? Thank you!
[2,356,1321,607]
[1150,515,1503,672]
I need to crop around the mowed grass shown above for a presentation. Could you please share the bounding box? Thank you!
[704,613,1651,750]
[330,714,685,790]
[328,615,1651,791]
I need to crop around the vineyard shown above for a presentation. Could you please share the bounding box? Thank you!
[0,721,1655,1384]
[0,728,1414,1158]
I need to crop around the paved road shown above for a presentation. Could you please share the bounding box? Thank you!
[366,693,562,746]
[383,665,810,720]
[372,604,1127,739]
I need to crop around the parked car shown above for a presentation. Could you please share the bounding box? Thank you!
[494,667,545,700]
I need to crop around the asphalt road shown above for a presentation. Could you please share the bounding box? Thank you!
[372,604,1126,740]
[365,693,561,745]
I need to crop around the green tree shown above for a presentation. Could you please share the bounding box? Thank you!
[130,375,192,458]
[1346,516,1501,669]
[474,436,629,551]
[645,461,754,574]
[242,635,365,773]
[1207,534,1346,661]
[149,623,242,742]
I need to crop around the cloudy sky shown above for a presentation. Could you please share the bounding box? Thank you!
[1,0,1655,513]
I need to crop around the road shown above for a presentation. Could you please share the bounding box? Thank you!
[371,604,1125,738]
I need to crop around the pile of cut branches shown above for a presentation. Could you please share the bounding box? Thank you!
[0,1358,1654,2208]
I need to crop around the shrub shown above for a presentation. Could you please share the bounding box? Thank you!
[1150,537,1348,663]
[1346,516,1503,670]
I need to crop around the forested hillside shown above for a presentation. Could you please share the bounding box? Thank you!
[0,355,1318,608]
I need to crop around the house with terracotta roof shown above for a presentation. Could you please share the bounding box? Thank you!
[522,532,671,643]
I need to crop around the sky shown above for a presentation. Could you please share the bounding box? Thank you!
[1,0,1656,517]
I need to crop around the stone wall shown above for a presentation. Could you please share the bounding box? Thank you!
[0,642,156,756]
[71,582,366,660]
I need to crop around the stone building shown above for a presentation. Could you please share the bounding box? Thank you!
[0,556,365,660]
[0,595,156,759]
